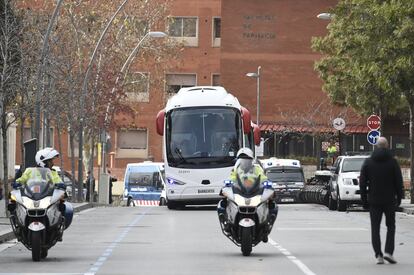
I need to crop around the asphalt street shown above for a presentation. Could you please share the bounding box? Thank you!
[0,204,414,275]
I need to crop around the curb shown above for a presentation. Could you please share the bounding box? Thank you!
[0,203,94,244]
[401,207,414,215]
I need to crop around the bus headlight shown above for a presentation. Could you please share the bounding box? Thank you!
[166,177,186,185]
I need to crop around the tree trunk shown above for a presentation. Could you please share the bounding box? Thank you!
[56,125,64,180]
[2,116,9,216]
[89,129,95,203]
[19,117,25,169]
[69,129,77,202]
[409,102,414,204]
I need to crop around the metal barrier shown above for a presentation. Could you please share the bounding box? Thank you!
[300,176,330,206]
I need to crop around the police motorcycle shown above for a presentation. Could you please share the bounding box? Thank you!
[8,168,73,261]
[217,178,278,256]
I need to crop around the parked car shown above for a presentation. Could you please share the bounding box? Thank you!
[327,155,369,211]
[53,166,87,201]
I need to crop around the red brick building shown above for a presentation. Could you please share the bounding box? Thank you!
[15,0,409,178]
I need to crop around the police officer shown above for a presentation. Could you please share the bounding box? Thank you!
[218,147,278,242]
[13,148,73,235]
[15,147,62,186]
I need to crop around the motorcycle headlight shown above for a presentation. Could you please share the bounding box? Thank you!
[166,177,186,185]
[343,178,353,185]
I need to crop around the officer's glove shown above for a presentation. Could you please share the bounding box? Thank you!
[12,182,22,190]
[55,183,67,191]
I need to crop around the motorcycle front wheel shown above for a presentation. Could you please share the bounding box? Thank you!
[31,231,42,262]
[241,227,252,256]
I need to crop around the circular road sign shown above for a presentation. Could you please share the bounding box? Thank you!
[367,130,381,145]
[333,118,346,131]
[367,115,381,130]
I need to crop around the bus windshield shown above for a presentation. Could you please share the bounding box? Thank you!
[166,107,243,168]
[126,165,164,190]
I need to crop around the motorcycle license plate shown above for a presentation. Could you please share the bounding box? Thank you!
[198,189,214,194]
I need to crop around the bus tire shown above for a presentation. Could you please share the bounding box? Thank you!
[167,200,177,210]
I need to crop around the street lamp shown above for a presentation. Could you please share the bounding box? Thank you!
[317,12,333,20]
[246,66,261,126]
[92,31,167,204]
[101,31,167,173]
[76,0,130,202]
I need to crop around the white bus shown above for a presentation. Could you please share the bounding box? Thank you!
[156,86,258,209]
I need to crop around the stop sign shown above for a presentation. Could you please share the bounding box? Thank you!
[367,115,381,130]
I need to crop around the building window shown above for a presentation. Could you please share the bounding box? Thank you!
[124,72,150,102]
[117,129,147,150]
[165,74,197,94]
[212,17,221,47]
[212,74,220,86]
[168,17,198,46]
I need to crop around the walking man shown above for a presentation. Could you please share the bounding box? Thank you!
[359,137,403,264]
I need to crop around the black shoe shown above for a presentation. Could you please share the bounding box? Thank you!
[262,235,268,243]
[384,253,397,264]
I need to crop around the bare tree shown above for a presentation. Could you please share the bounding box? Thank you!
[0,0,21,210]
[277,99,349,168]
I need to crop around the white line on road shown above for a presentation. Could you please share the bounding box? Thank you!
[276,227,368,231]
[269,238,317,275]
[86,208,150,274]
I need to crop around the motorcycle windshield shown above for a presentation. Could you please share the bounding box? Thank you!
[233,174,263,197]
[22,168,55,201]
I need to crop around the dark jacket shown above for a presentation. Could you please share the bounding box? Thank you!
[359,148,403,205]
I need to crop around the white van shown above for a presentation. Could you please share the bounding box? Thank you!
[122,161,166,206]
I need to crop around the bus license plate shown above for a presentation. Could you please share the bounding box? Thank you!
[198,189,214,194]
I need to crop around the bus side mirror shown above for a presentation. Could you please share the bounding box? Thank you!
[156,110,165,136]
[241,106,251,134]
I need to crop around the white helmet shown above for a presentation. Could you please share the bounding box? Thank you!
[236,148,254,159]
[35,147,59,168]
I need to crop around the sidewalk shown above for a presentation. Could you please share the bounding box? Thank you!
[0,202,94,244]
[400,199,414,215]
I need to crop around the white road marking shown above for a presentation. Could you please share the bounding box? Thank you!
[269,238,317,275]
[86,208,150,274]
[276,227,368,231]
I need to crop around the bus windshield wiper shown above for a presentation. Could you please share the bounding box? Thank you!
[174,147,188,165]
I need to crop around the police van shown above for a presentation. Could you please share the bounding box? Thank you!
[122,161,165,206]
[260,158,305,203]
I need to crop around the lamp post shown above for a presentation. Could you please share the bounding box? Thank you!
[35,0,64,150]
[317,12,333,20]
[77,0,130,202]
[246,66,261,126]
[101,31,167,174]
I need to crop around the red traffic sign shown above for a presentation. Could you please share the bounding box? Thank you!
[367,115,381,130]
